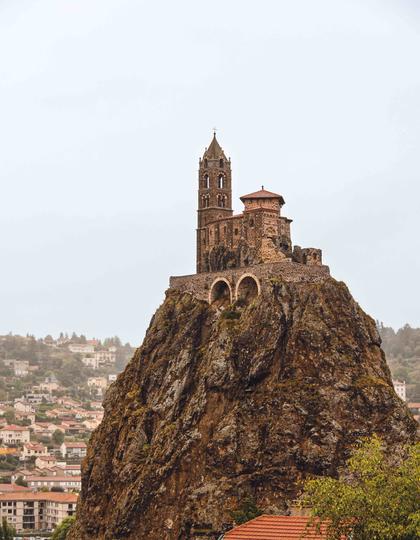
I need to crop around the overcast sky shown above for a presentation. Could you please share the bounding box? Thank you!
[1,0,419,344]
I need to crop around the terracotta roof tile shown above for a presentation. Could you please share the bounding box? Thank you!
[0,483,31,492]
[0,424,30,431]
[0,492,78,503]
[240,189,284,203]
[224,515,330,539]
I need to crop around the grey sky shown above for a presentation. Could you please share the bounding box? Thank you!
[1,0,419,344]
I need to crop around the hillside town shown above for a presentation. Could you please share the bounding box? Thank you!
[0,333,134,537]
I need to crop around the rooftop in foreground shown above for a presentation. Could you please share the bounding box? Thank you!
[223,515,331,539]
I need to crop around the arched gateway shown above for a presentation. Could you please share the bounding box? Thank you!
[209,278,232,308]
[236,274,260,305]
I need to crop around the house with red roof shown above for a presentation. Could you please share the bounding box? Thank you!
[60,441,87,458]
[222,515,335,539]
[0,424,30,445]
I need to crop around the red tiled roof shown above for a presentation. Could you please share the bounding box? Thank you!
[0,424,29,431]
[224,515,330,539]
[0,492,78,503]
[27,475,81,482]
[0,483,31,493]
[64,442,86,448]
[240,188,284,201]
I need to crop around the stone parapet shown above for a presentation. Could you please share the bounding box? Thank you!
[169,261,330,304]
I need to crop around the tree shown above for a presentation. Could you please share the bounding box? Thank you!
[230,496,262,525]
[301,435,420,540]
[15,476,28,487]
[51,515,76,540]
[52,429,65,445]
[3,409,15,424]
[0,517,16,540]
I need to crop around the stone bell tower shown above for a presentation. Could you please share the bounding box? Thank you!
[196,133,233,273]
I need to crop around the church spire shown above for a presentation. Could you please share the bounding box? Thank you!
[203,132,227,160]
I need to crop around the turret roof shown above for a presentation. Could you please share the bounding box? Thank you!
[240,187,285,204]
[203,133,227,160]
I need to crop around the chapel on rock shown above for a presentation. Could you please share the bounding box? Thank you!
[196,133,322,273]
[170,134,328,307]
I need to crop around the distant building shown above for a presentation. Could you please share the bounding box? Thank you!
[0,425,30,445]
[0,491,77,532]
[94,350,116,366]
[407,402,420,424]
[68,343,95,354]
[14,400,35,414]
[32,422,61,438]
[60,441,87,459]
[20,443,49,461]
[26,475,81,492]
[0,483,31,494]
[39,381,60,393]
[35,455,58,469]
[13,360,29,377]
[87,377,108,390]
[393,380,406,401]
[82,355,99,369]
[25,393,51,404]
[15,410,36,425]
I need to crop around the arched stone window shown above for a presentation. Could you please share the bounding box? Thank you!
[209,278,232,308]
[204,158,208,168]
[218,174,224,189]
[236,274,260,305]
[202,194,210,208]
[203,174,210,189]
[219,158,224,168]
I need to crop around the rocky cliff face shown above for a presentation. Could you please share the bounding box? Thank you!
[69,277,416,540]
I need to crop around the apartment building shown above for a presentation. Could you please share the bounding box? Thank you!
[60,441,87,459]
[26,475,81,492]
[0,492,77,532]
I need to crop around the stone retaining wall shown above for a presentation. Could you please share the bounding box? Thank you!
[169,261,330,303]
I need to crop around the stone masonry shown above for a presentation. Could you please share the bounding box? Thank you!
[170,134,329,306]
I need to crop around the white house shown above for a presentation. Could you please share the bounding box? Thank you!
[35,455,58,469]
[68,343,95,354]
[81,356,99,369]
[14,401,35,414]
[87,377,108,390]
[393,380,406,401]
[20,442,49,461]
[13,360,29,377]
[94,350,116,366]
[60,441,87,459]
[0,425,30,445]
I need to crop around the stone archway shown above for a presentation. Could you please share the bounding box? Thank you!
[235,274,260,305]
[209,278,233,308]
